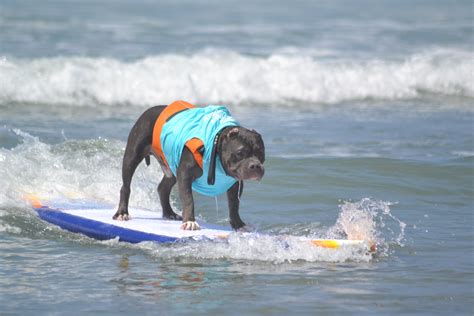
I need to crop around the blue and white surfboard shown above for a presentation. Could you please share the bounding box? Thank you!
[30,196,375,252]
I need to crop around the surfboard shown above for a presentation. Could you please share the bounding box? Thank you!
[30,197,376,252]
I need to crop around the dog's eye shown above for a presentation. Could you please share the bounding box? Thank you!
[233,148,246,161]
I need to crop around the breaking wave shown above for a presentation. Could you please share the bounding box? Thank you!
[0,49,472,107]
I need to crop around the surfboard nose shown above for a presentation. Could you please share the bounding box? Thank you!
[25,194,42,208]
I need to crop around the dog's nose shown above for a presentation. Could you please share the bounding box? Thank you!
[249,162,262,170]
[249,162,264,179]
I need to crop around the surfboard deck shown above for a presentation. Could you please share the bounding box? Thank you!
[31,198,376,252]
[36,205,232,243]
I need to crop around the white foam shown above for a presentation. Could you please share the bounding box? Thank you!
[0,223,22,234]
[0,49,472,107]
[133,233,373,263]
[451,151,474,158]
[0,129,161,211]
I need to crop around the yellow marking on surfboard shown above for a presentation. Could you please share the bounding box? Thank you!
[311,239,341,249]
[311,239,377,252]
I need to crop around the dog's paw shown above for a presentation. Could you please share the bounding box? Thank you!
[113,214,131,221]
[180,221,201,230]
[236,225,249,232]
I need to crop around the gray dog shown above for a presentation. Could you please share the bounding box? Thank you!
[114,100,265,230]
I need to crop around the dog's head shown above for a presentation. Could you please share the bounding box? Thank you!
[219,127,265,181]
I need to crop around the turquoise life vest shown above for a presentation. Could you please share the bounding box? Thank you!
[160,105,239,196]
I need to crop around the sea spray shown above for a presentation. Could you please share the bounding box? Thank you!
[328,198,406,256]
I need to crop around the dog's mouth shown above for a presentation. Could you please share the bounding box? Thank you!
[232,166,265,182]
[248,174,263,182]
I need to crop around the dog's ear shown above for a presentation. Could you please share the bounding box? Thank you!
[226,127,240,139]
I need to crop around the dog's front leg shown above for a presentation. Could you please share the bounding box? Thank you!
[227,181,246,230]
[176,148,202,230]
[177,174,199,230]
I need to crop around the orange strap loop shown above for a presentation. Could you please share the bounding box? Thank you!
[185,138,204,169]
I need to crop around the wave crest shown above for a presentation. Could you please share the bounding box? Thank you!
[1,50,472,106]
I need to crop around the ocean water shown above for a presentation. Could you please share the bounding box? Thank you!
[0,0,473,314]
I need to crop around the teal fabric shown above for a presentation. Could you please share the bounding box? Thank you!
[160,105,239,196]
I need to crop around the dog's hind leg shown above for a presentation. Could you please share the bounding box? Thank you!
[113,145,144,221]
[114,105,165,221]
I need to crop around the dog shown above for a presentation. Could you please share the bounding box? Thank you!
[114,100,265,230]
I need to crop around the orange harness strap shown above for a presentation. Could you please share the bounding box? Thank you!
[185,138,204,169]
[151,100,204,169]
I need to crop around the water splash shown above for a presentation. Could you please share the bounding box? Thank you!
[0,128,161,210]
[327,198,406,256]
[133,233,374,264]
